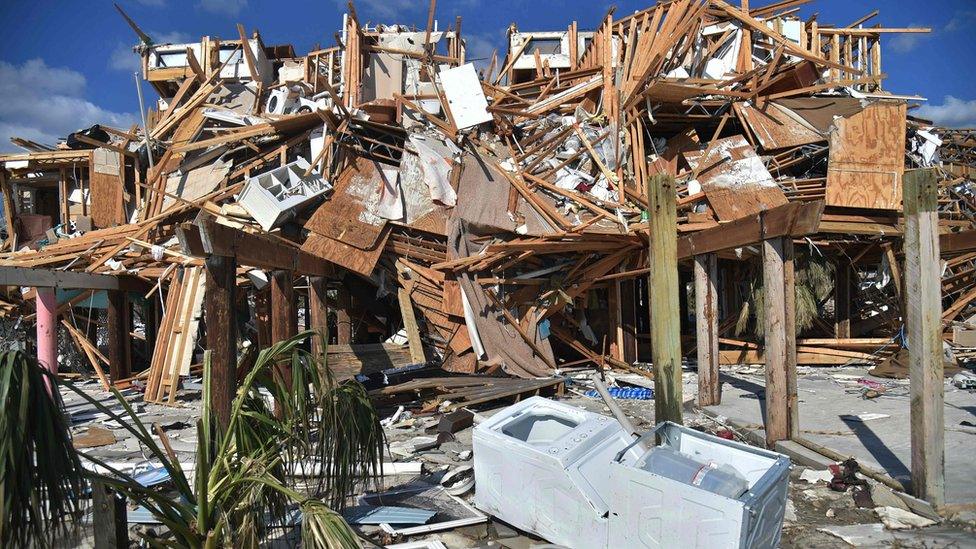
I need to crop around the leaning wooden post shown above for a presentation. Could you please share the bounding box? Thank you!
[762,236,797,446]
[647,173,682,424]
[308,276,330,359]
[903,168,945,506]
[204,254,237,430]
[695,253,720,406]
[271,270,297,387]
[107,290,131,382]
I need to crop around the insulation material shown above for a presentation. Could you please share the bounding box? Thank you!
[409,135,457,207]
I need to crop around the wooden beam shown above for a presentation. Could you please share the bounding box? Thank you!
[677,200,824,259]
[92,480,128,548]
[695,253,720,406]
[762,236,796,446]
[834,259,852,338]
[647,174,682,424]
[903,168,945,506]
[107,290,131,382]
[0,266,146,291]
[205,254,237,430]
[397,285,426,364]
[193,217,333,276]
[783,238,799,438]
[308,276,329,359]
[236,24,259,81]
[336,286,353,344]
[271,270,297,394]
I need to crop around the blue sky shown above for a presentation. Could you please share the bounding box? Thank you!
[0,0,973,151]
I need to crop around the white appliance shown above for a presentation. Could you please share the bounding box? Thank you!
[473,397,791,548]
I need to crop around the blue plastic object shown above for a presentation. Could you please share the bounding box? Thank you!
[585,386,653,400]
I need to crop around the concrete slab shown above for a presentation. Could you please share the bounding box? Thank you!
[702,366,976,505]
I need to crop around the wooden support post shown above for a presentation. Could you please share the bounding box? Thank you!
[205,255,237,430]
[834,259,852,338]
[271,270,296,387]
[695,253,720,406]
[761,236,797,446]
[336,286,353,344]
[620,279,638,363]
[92,479,128,548]
[308,276,329,359]
[608,279,622,361]
[107,290,131,381]
[647,174,682,424]
[903,168,945,506]
[783,238,799,438]
[254,286,272,349]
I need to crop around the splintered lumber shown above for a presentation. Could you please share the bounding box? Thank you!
[903,169,945,507]
[369,376,565,412]
[647,174,682,424]
[145,267,206,403]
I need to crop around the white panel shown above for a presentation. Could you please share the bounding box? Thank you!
[439,63,492,129]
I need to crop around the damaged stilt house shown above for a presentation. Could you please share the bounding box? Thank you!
[1,0,975,546]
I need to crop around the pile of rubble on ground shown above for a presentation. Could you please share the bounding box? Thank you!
[2,0,975,391]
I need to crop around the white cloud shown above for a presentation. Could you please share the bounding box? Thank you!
[463,29,507,71]
[109,30,192,72]
[916,96,976,128]
[338,0,483,23]
[198,0,247,16]
[945,11,976,32]
[887,24,933,54]
[0,59,137,150]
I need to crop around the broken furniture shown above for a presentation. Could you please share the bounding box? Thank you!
[473,397,790,548]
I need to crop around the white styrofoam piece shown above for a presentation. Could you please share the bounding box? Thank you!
[439,63,492,129]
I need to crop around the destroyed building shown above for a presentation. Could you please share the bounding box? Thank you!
[1,0,975,547]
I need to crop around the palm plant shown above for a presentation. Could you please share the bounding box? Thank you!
[63,330,384,548]
[0,350,86,547]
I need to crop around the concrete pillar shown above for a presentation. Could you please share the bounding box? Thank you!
[36,286,58,391]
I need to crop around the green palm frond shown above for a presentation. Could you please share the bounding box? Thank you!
[0,350,85,547]
[61,331,379,548]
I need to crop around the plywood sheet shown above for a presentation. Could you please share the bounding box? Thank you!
[301,228,389,277]
[734,102,824,150]
[304,157,388,249]
[825,101,907,210]
[89,149,124,229]
[683,135,788,221]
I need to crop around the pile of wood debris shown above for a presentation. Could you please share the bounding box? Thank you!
[0,0,974,401]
